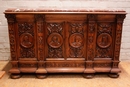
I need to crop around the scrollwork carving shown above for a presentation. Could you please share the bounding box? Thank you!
[20,48,35,58]
[18,22,34,35]
[69,46,83,57]
[98,23,112,35]
[69,23,84,34]
[48,47,63,58]
[47,23,63,34]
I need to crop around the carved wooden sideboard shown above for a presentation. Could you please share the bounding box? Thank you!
[4,9,126,79]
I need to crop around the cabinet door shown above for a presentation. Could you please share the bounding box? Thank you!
[45,21,65,60]
[45,15,87,60]
[16,15,37,60]
[95,15,116,60]
[66,22,87,60]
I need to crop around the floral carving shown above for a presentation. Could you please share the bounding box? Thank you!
[48,47,63,58]
[20,48,35,58]
[6,14,17,60]
[18,22,34,35]
[47,23,63,33]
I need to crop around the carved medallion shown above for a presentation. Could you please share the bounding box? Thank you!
[20,33,34,48]
[69,33,84,48]
[97,33,112,48]
[47,33,63,48]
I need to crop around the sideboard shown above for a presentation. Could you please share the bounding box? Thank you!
[4,8,126,79]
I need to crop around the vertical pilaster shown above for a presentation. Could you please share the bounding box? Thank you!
[35,15,47,78]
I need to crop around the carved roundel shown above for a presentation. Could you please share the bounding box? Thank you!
[20,33,34,48]
[69,33,84,48]
[47,33,63,48]
[97,33,112,48]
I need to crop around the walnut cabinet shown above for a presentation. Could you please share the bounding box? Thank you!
[4,9,126,79]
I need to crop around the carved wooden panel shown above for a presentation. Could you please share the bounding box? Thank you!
[17,22,36,58]
[67,22,86,58]
[95,23,114,58]
[46,22,64,58]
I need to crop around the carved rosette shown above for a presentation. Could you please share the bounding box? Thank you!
[18,22,35,58]
[47,23,64,58]
[96,23,113,58]
[35,14,45,60]
[69,23,84,58]
[5,14,17,60]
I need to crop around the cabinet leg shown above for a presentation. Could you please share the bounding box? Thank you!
[10,73,21,79]
[83,73,94,79]
[108,73,119,78]
[36,74,47,79]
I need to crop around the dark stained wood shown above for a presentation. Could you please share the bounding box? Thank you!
[4,9,126,79]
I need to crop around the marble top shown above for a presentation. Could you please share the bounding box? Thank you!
[4,8,126,14]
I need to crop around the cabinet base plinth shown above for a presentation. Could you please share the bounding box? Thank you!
[108,73,119,78]
[11,74,21,79]
[83,73,94,79]
[36,74,47,79]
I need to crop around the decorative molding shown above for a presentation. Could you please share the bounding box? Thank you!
[94,63,111,67]
[19,63,37,67]
[46,62,85,67]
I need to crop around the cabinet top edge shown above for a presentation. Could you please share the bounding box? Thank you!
[4,8,127,14]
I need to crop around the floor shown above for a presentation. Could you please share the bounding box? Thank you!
[0,60,130,87]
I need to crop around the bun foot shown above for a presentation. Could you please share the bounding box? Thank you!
[108,73,119,78]
[36,74,47,79]
[11,74,21,79]
[83,73,94,79]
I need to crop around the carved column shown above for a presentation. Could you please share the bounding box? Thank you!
[83,15,96,78]
[5,14,20,78]
[110,14,126,75]
[35,14,47,78]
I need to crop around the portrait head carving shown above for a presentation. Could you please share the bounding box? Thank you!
[97,33,112,48]
[69,33,84,48]
[20,33,34,48]
[47,33,63,48]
